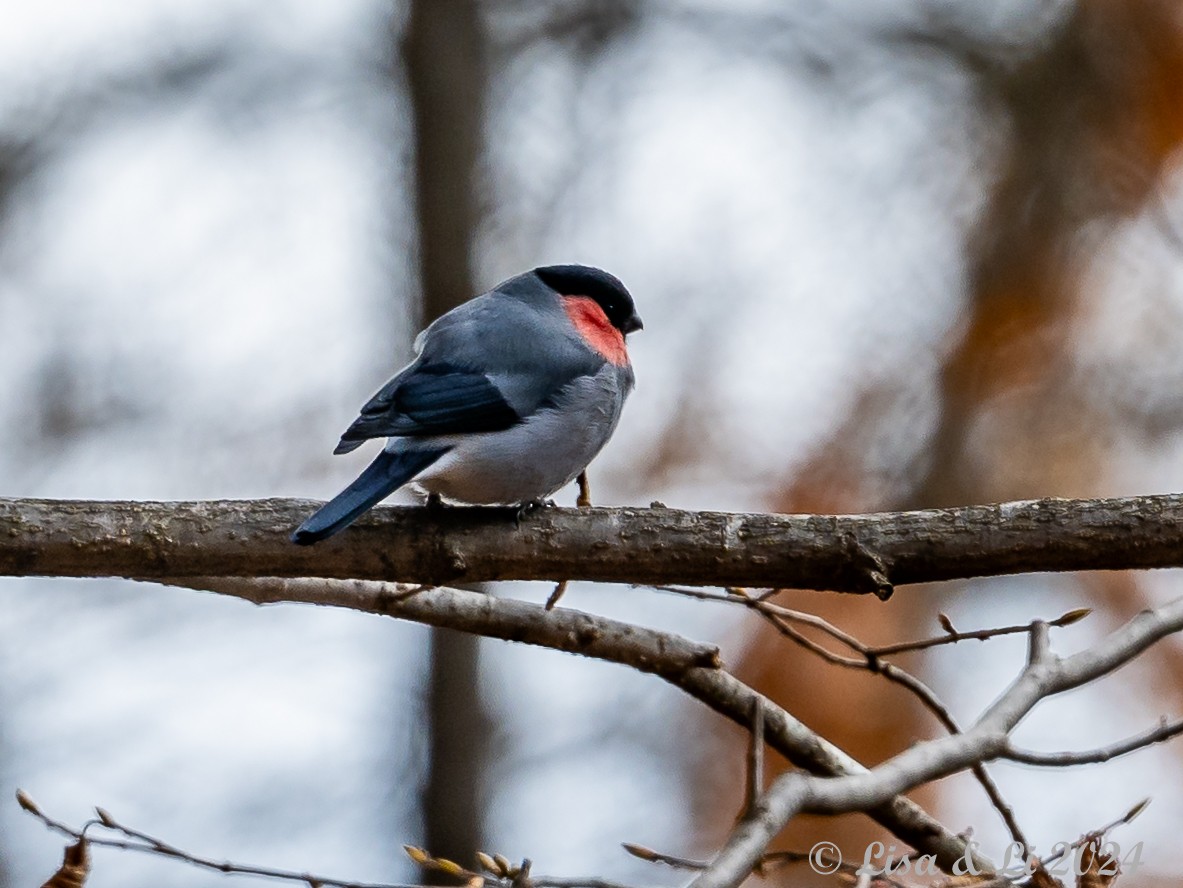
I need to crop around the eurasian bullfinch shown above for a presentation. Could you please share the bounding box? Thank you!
[292,264,642,544]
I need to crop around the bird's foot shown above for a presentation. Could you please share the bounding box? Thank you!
[515,498,555,527]
[424,492,446,512]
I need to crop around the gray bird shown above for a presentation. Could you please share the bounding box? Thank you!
[292,265,642,544]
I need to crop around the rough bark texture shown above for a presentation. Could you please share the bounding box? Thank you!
[5,494,1183,592]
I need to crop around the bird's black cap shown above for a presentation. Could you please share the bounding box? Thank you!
[535,264,643,334]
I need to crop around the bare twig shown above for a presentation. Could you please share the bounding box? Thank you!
[1038,797,1150,869]
[866,607,1093,657]
[149,576,976,871]
[619,844,910,887]
[729,593,1033,851]
[652,586,1091,659]
[20,791,430,888]
[20,792,642,888]
[691,599,1183,888]
[741,698,765,820]
[544,579,570,611]
[655,585,1096,851]
[1004,717,1183,766]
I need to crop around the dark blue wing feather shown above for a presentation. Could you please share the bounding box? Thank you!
[393,364,521,430]
[332,285,605,454]
[334,362,522,453]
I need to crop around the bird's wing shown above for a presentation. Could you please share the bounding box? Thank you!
[333,300,604,454]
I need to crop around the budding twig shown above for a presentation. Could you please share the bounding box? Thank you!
[18,792,642,888]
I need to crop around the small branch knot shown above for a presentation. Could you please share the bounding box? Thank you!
[841,533,894,600]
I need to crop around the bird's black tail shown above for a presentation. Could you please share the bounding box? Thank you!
[291,447,448,545]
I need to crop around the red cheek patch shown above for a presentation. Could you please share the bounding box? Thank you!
[562,296,629,366]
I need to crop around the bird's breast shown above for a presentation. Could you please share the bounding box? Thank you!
[561,296,629,366]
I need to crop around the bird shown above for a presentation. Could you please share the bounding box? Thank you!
[292,264,643,545]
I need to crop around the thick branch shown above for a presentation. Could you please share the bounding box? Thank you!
[6,494,1183,590]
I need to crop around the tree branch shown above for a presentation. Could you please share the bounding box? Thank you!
[691,599,1183,888]
[17,790,641,888]
[9,494,1179,881]
[6,494,1183,590]
[1003,716,1183,766]
[149,576,978,873]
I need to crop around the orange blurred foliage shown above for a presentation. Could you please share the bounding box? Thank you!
[694,2,1183,883]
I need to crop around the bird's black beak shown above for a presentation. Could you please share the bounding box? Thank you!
[623,313,644,335]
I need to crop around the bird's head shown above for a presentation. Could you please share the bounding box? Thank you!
[534,264,644,336]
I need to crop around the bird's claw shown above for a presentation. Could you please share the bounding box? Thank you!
[515,498,555,526]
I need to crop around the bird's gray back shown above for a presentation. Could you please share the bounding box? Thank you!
[415,291,608,415]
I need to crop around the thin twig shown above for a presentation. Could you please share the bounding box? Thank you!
[655,585,1089,851]
[151,576,978,871]
[19,792,430,888]
[20,792,644,888]
[691,599,1183,888]
[619,844,910,887]
[545,579,570,611]
[741,698,765,820]
[733,595,1034,850]
[866,607,1092,657]
[1004,717,1183,766]
[1038,797,1151,869]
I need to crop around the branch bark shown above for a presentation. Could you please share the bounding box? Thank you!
[6,494,1183,591]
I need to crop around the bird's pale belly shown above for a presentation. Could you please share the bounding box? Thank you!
[410,414,614,504]
[408,374,624,505]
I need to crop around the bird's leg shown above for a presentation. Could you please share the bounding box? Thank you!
[576,471,592,509]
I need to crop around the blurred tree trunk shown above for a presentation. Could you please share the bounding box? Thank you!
[402,0,490,881]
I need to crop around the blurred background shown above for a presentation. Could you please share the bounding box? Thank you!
[3,1,1183,886]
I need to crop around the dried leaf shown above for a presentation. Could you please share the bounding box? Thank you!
[493,854,514,877]
[1077,839,1120,888]
[1028,859,1063,888]
[94,807,116,827]
[40,839,90,888]
[476,852,500,875]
